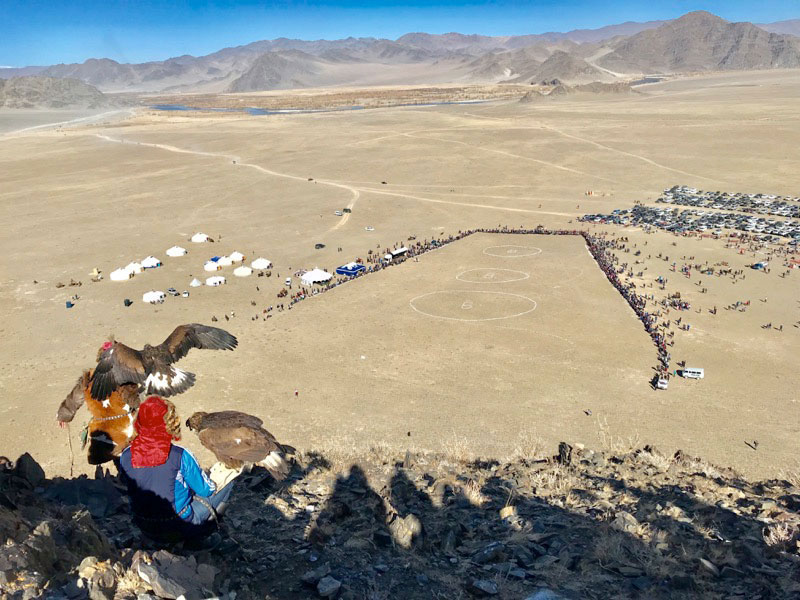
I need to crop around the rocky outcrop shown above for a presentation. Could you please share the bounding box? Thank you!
[520,80,635,102]
[0,76,113,109]
[1,444,798,599]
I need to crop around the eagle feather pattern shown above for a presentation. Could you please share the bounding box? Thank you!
[188,411,289,481]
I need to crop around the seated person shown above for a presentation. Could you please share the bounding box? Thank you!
[118,396,235,539]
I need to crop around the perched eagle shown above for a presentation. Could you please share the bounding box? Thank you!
[186,411,290,481]
[90,324,237,401]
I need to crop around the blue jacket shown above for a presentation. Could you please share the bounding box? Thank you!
[119,445,216,521]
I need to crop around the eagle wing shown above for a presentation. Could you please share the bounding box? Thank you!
[198,426,280,466]
[159,324,238,364]
[90,344,146,400]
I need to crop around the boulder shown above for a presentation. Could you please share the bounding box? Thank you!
[15,453,45,486]
[133,550,218,599]
[317,575,342,598]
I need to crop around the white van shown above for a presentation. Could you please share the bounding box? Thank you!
[682,368,704,379]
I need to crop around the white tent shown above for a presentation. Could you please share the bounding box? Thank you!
[204,261,221,272]
[229,251,245,263]
[191,232,211,243]
[217,255,233,267]
[189,278,202,287]
[125,261,143,274]
[166,246,187,257]
[251,257,272,270]
[141,256,162,269]
[142,290,166,304]
[233,265,252,277]
[301,268,333,286]
[206,276,226,286]
[110,267,134,281]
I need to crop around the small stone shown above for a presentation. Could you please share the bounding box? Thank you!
[612,511,639,534]
[416,574,429,585]
[301,563,331,585]
[508,568,526,579]
[631,576,653,591]
[317,575,342,598]
[468,579,498,596]
[374,564,389,573]
[699,558,719,577]
[472,541,504,564]
[524,588,570,600]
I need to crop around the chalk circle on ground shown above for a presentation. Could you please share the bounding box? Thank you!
[410,290,537,322]
[483,245,542,258]
[456,268,530,284]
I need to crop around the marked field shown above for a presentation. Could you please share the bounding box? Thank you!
[409,290,537,322]
[456,268,530,283]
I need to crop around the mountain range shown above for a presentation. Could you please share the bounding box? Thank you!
[2,11,799,94]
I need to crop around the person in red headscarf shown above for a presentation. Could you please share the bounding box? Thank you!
[57,341,142,465]
[117,396,234,538]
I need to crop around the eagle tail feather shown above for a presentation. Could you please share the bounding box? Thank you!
[259,451,289,481]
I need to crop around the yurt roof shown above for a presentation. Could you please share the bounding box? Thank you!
[251,257,272,269]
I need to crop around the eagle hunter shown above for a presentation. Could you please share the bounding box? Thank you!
[90,324,238,400]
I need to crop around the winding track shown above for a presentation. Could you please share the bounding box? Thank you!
[93,133,577,221]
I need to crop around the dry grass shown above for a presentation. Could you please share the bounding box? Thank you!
[529,464,579,498]
[763,522,799,551]
[440,431,476,464]
[595,417,641,455]
[503,430,546,463]
[638,448,674,472]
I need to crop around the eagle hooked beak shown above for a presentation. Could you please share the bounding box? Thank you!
[185,418,192,430]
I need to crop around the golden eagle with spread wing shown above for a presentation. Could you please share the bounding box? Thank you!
[186,411,290,481]
[90,324,237,401]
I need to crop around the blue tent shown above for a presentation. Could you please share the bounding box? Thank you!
[335,262,366,276]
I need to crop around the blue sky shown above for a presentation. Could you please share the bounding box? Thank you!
[1,0,798,66]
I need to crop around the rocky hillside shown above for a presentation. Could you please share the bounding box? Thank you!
[0,76,113,109]
[598,11,800,73]
[1,442,798,599]
[226,51,322,92]
[520,81,636,102]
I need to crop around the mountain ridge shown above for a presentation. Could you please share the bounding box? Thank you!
[2,11,799,93]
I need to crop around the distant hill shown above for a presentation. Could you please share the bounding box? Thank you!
[227,51,321,92]
[520,80,635,102]
[0,76,112,109]
[758,19,800,37]
[598,11,800,73]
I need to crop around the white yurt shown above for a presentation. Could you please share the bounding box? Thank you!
[166,246,187,257]
[142,290,166,304]
[251,257,272,270]
[206,276,226,286]
[125,262,143,274]
[233,265,253,277]
[301,268,333,286]
[191,232,211,243]
[217,255,233,267]
[110,267,134,281]
[204,261,221,272]
[141,256,162,269]
[189,278,203,287]
[229,251,245,263]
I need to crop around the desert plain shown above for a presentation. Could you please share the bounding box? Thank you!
[0,69,798,480]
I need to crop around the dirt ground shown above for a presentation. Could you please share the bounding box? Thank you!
[0,69,798,480]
